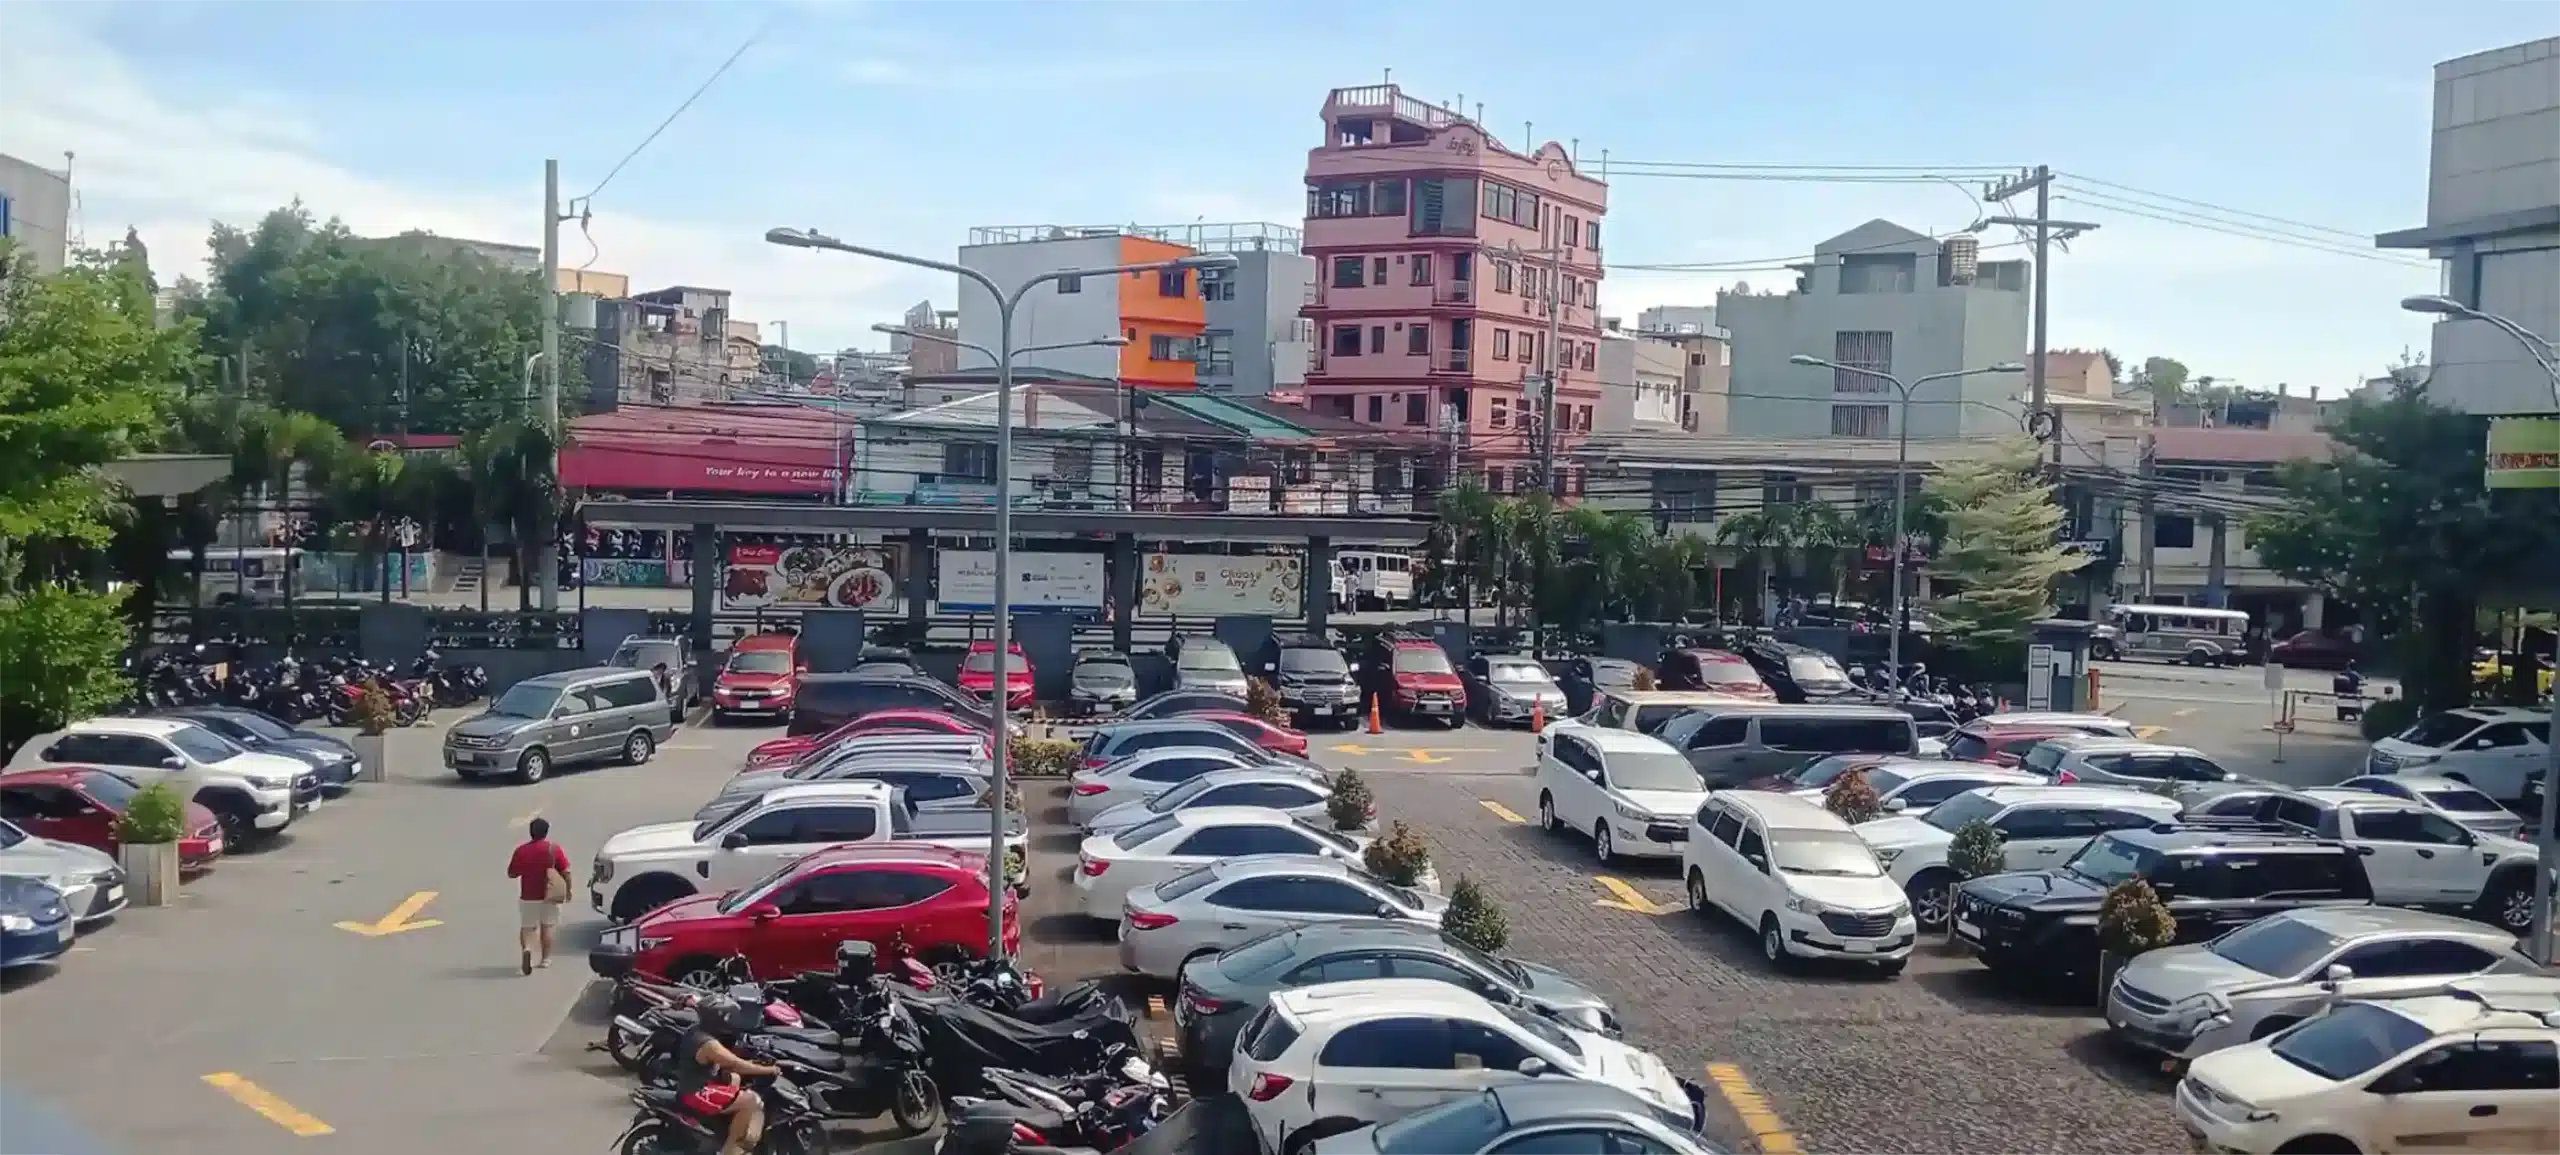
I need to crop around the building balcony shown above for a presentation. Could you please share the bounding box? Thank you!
[1324,84,1463,129]
[1433,354,1473,376]
[1433,281,1474,306]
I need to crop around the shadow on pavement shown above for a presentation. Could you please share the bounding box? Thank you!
[1911,956,2110,1020]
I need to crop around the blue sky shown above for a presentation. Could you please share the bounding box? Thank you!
[6,1,2554,392]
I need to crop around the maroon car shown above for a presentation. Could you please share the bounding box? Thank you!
[0,767,227,870]
[2269,630,2358,670]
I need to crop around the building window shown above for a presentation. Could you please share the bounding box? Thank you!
[1407,324,1429,356]
[1372,458,1402,494]
[2154,515,2197,549]
[943,442,997,483]
[1494,329,1511,360]
[1838,253,1917,294]
[1490,398,1509,428]
[1369,325,1386,354]
[1449,318,1471,351]
[1056,275,1082,295]
[1452,252,1472,283]
[1562,213,1579,246]
[1410,176,1475,236]
[1201,332,1234,375]
[1493,261,1514,293]
[1150,334,1199,362]
[1579,341,1595,371]
[1831,330,1893,393]
[1830,404,1891,437]
[1586,220,1600,249]
[1763,474,1810,507]
[1199,270,1234,302]
[1371,256,1388,285]
[1052,445,1093,482]
[1332,256,1363,289]
[1576,404,1593,431]
[1367,395,1385,423]
[1374,178,1406,216]
[1410,255,1433,285]
[1309,181,1369,218]
[1405,393,1426,425]
[1158,269,1188,297]
[1331,325,1362,357]
[1487,466,1509,494]
[1479,181,1540,229]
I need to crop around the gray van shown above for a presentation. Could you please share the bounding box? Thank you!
[1653,704,1920,789]
[442,667,679,784]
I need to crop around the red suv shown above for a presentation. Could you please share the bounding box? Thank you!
[711,634,802,722]
[0,767,226,871]
[957,642,1036,711]
[592,843,1017,982]
[1657,648,1777,700]
[1357,632,1467,729]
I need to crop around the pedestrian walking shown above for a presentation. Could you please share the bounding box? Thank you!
[506,817,571,975]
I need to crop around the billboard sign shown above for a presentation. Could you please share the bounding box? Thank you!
[1140,553,1304,617]
[2486,417,2560,489]
[935,551,1104,612]
[721,543,901,611]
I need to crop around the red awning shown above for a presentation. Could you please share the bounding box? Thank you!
[563,406,852,496]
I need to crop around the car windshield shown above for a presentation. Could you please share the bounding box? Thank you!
[1865,769,1913,796]
[1116,814,1185,850]
[0,821,22,850]
[77,771,141,809]
[1772,832,1883,878]
[727,651,791,675]
[718,862,802,914]
[1147,775,1223,813]
[2208,915,2343,977]
[2397,713,2488,748]
[1077,660,1133,682]
[1215,929,1303,978]
[1370,1091,1509,1154]
[2064,835,2158,887]
[1608,751,1704,792]
[1922,791,2004,833]
[607,643,664,669]
[1290,818,1360,855]
[694,798,755,843]
[1498,1005,1583,1059]
[1787,654,1850,686]
[1697,657,1760,685]
[1787,755,1869,788]
[490,683,560,718]
[1154,863,1224,901]
[167,726,242,763]
[1631,705,1699,735]
[1391,648,1453,676]
[963,651,1028,674]
[1487,660,1551,684]
[1445,938,1530,985]
[2268,1003,2433,1081]
[226,712,296,741]
[2416,783,2505,813]
[1178,646,1242,673]
[1279,648,1348,675]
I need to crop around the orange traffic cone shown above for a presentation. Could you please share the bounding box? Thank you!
[1367,695,1384,735]
[1530,700,1546,734]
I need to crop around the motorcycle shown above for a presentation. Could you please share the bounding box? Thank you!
[736,998,942,1134]
[889,984,1145,1099]
[958,1060,1169,1150]
[613,1063,832,1155]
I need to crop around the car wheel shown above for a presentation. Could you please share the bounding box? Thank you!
[1537,791,1559,832]
[213,803,255,852]
[623,730,655,766]
[1906,871,1956,932]
[1686,870,1710,916]
[2485,875,2536,933]
[1760,916,1791,969]
[1592,822,1616,865]
[516,746,550,784]
[611,876,695,924]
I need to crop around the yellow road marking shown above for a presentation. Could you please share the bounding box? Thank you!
[2170,707,2198,719]
[1594,876,1676,916]
[2134,725,2167,739]
[1705,1062,1800,1154]
[202,1072,335,1137]
[1330,743,1380,755]
[1480,800,1527,824]
[334,890,444,936]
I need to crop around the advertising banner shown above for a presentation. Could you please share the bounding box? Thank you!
[2486,417,2560,489]
[721,543,902,611]
[1140,553,1304,617]
[935,551,1104,612]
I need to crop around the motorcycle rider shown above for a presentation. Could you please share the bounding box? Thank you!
[675,995,784,1155]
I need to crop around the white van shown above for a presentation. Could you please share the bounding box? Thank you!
[2098,603,2250,666]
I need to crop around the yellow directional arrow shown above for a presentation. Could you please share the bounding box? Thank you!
[1594,876,1677,916]
[1329,743,1380,756]
[335,891,443,937]
[1398,747,1498,765]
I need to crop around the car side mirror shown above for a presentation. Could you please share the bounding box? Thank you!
[1745,853,1768,871]
[2323,964,2354,987]
[1375,903,1398,919]
[1884,798,1908,813]
[1517,1056,1548,1078]
[748,902,780,921]
[1582,768,1601,783]
[162,756,186,770]
[721,832,750,850]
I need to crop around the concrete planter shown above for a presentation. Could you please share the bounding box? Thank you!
[119,840,182,907]
[353,732,391,784]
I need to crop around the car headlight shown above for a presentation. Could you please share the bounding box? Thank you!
[1614,802,1646,821]
[0,914,33,932]
[1888,900,1912,918]
[1784,895,1828,915]
[636,936,671,952]
[246,774,287,789]
[592,859,614,884]
[1873,847,1903,866]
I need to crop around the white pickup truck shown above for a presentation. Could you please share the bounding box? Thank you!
[2227,787,2547,935]
[590,780,1029,923]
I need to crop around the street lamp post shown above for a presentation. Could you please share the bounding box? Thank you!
[2400,294,2560,965]
[1787,356,2026,696]
[772,227,1234,957]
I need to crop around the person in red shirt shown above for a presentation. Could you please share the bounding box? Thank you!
[506,817,572,975]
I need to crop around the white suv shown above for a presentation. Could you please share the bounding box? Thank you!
[1533,728,1706,864]
[1853,786,2184,930]
[7,717,316,849]
[2367,706,2549,803]
[1681,791,1916,974]
[1226,978,1699,1155]
[2175,975,2560,1155]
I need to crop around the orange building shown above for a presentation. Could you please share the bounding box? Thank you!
[956,226,1209,391]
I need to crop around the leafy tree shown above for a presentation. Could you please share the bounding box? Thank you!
[464,420,560,608]
[1947,819,2007,879]
[1823,770,1884,825]
[764,345,819,385]
[1440,876,1509,953]
[0,583,134,756]
[1923,439,2082,648]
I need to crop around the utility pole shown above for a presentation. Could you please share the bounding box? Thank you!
[1984,166,2099,474]
[776,320,790,387]
[537,159,563,614]
[1537,253,1566,497]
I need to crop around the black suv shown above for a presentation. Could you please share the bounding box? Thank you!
[1736,640,1863,704]
[1252,634,1362,729]
[789,673,993,736]
[1951,821,2375,982]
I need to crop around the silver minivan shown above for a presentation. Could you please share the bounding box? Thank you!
[442,667,679,784]
[1654,704,1919,789]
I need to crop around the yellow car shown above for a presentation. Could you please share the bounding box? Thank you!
[2472,652,2553,694]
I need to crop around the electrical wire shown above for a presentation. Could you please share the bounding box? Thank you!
[2053,190,2432,268]
[578,16,775,204]
[2054,173,2379,242]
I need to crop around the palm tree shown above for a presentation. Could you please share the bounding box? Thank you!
[1792,502,1858,607]
[463,421,559,611]
[1559,506,1647,623]
[1715,508,1792,623]
[1633,532,1710,621]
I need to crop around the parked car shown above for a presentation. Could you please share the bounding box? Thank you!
[2365,706,2550,803]
[1740,752,1909,794]
[2330,773,2525,839]
[709,633,801,722]
[1068,747,1302,828]
[0,875,74,971]
[1166,635,1253,698]
[606,633,697,724]
[1952,822,2376,984]
[1172,916,1616,1078]
[1180,711,1310,757]
[2268,630,2359,671]
[593,780,1028,923]
[0,768,225,873]
[695,758,993,822]
[849,644,923,679]
[1534,728,1705,864]
[1651,703,1921,789]
[1735,640,1863,704]
[442,667,676,785]
[1942,712,2140,766]
[7,717,317,850]
[1119,689,1250,724]
[1119,859,1445,980]
[1252,635,1364,730]
[1227,979,1699,1155]
[1566,690,1762,739]
[1854,785,2184,930]
[1355,630,1466,728]
[1077,717,1315,776]
[788,673,996,738]
[2195,788,2547,934]
[1308,1081,1728,1155]
[1074,807,1391,921]
[0,819,123,927]
[956,641,1036,712]
[1556,656,1643,717]
[746,709,986,768]
[1682,791,1917,974]
[2019,735,2242,791]
[157,706,360,795]
[1785,762,2043,815]
[589,843,1017,982]
[1654,647,1776,700]
[1069,649,1141,717]
[1085,766,1341,837]
[1463,655,1567,728]
[2107,906,2543,1062]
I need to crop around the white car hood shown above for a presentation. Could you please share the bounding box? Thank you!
[221,751,310,784]
[2476,831,2536,861]
[1854,815,1953,853]
[1781,871,1904,912]
[600,820,705,862]
[2187,1042,2338,1107]
[1567,1032,1689,1114]
[1616,788,1706,820]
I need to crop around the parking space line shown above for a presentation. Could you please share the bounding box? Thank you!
[1594,876,1676,916]
[2134,724,2168,739]
[201,1072,335,1137]
[1704,1063,1800,1155]
[1479,800,1527,824]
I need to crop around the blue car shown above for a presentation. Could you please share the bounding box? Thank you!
[161,707,361,795]
[0,875,74,970]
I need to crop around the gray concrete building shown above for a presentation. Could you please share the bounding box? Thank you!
[1197,233,1316,396]
[1715,220,2030,440]
[0,152,73,275]
[2377,36,2560,415]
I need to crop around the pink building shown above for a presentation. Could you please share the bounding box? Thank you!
[1297,84,1609,496]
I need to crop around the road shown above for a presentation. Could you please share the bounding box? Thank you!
[0,660,2389,1155]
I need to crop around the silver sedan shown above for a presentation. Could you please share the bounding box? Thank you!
[0,820,124,926]
[1067,747,1283,827]
[1116,855,1444,979]
[695,758,988,821]
[1086,767,1341,837]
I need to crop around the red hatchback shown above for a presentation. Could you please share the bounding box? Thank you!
[1189,711,1311,757]
[746,709,986,768]
[0,767,226,871]
[712,633,803,722]
[591,843,1017,983]
[1658,648,1777,700]
[957,642,1036,711]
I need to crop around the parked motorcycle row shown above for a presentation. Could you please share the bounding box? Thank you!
[597,945,1171,1155]
[1841,663,2003,724]
[120,644,489,725]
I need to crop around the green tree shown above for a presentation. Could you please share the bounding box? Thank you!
[1715,507,1792,621]
[0,584,135,755]
[464,420,560,609]
[1923,439,2083,648]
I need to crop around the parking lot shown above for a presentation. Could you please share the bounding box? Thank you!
[0,658,2388,1155]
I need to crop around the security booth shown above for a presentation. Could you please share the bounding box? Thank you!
[2026,619,2097,712]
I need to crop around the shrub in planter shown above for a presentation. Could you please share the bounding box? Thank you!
[2098,878,2179,957]
[1361,820,1433,887]
[1441,876,1509,953]
[118,780,188,845]
[2359,696,2417,743]
[1245,677,1289,727]
[1822,770,1884,825]
[1008,737,1082,778]
[1946,819,2007,879]
[354,683,398,736]
[1630,667,1658,692]
[1327,768,1376,831]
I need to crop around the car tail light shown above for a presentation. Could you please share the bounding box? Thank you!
[1125,910,1178,931]
[1080,856,1110,877]
[1083,757,1111,770]
[1246,1073,1295,1101]
[1181,989,1231,1015]
[1072,780,1110,796]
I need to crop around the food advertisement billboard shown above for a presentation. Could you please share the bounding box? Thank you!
[1139,553,1304,617]
[720,543,902,611]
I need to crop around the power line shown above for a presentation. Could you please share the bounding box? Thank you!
[2053,192,2431,268]
[2055,173,2377,242]
[578,16,774,203]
